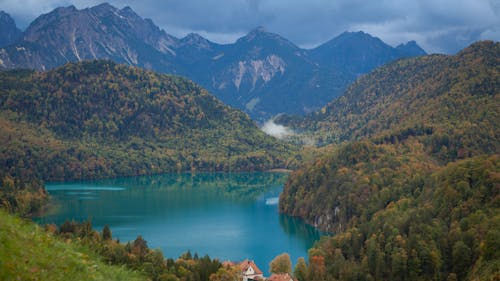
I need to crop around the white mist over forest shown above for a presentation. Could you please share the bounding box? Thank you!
[261,119,294,139]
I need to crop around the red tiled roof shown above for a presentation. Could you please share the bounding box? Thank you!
[238,259,264,275]
[268,273,295,281]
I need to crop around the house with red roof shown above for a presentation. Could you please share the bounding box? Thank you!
[238,259,264,281]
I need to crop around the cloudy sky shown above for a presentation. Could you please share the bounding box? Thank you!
[1,0,499,53]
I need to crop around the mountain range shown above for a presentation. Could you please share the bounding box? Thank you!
[0,3,426,119]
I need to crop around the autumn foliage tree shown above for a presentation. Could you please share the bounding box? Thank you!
[293,257,307,281]
[209,265,240,281]
[270,253,292,275]
[102,224,112,240]
[307,256,326,281]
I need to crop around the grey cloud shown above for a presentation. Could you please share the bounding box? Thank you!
[0,0,498,53]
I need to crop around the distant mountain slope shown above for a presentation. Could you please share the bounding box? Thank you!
[278,41,499,281]
[309,31,426,75]
[0,4,178,72]
[0,4,425,119]
[0,11,22,47]
[279,41,499,149]
[0,60,292,208]
[192,27,322,117]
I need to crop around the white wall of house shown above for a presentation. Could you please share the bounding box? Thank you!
[242,266,263,281]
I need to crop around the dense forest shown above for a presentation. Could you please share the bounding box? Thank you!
[279,41,499,280]
[0,60,294,215]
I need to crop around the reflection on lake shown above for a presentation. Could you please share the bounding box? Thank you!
[36,173,322,272]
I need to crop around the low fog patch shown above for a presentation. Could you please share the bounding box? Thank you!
[261,119,294,139]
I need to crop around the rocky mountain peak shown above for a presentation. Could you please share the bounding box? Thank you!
[237,26,298,50]
[177,33,215,52]
[0,10,16,22]
[249,26,267,34]
[23,5,80,41]
[121,6,135,13]
[396,40,427,56]
[309,30,426,75]
[118,6,146,22]
[182,33,208,44]
[239,26,268,42]
[0,11,22,47]
[55,5,78,13]
[326,31,386,48]
[89,2,117,13]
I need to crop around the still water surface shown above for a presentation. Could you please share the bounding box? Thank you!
[36,172,322,272]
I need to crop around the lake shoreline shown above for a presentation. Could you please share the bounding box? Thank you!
[36,172,321,271]
[267,168,293,173]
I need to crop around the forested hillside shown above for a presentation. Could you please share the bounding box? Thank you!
[298,155,499,281]
[0,60,293,216]
[277,41,499,150]
[279,41,499,280]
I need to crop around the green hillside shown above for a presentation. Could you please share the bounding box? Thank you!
[279,41,499,280]
[0,60,293,215]
[278,41,499,152]
[0,210,145,281]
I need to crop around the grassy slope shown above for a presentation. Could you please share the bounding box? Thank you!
[0,210,145,281]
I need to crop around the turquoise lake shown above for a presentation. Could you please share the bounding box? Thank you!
[36,172,322,272]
